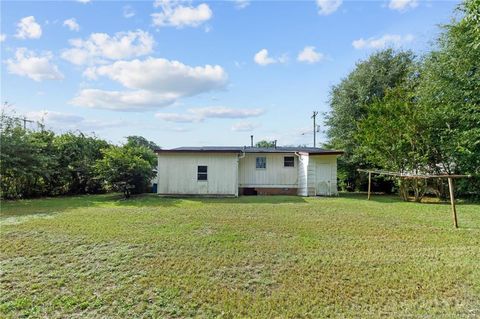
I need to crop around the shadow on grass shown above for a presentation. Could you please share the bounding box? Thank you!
[337,192,478,206]
[118,193,308,206]
[337,192,402,204]
[1,193,308,218]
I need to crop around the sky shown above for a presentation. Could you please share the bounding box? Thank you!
[1,0,461,148]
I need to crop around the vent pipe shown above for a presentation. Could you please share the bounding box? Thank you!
[274,140,277,149]
[250,135,254,147]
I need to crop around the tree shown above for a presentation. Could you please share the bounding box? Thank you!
[332,0,479,199]
[54,132,109,194]
[1,115,36,198]
[325,49,416,191]
[255,140,276,148]
[356,82,430,201]
[125,136,160,150]
[416,0,480,196]
[0,115,58,198]
[95,145,156,198]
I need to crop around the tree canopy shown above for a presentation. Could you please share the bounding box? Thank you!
[0,111,158,199]
[125,135,160,150]
[326,0,480,199]
[255,140,276,148]
[95,145,156,198]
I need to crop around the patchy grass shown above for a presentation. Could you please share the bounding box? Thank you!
[1,193,479,318]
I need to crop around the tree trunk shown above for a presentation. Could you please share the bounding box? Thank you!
[399,178,409,201]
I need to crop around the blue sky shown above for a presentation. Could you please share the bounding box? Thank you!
[1,0,460,148]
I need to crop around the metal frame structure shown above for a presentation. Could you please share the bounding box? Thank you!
[357,169,471,228]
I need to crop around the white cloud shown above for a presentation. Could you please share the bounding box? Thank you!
[84,58,227,95]
[77,0,91,3]
[156,107,264,123]
[191,106,264,119]
[15,16,42,39]
[123,5,136,18]
[316,0,342,15]
[231,121,259,132]
[352,34,415,49]
[388,0,418,11]
[27,110,84,124]
[254,49,287,66]
[63,18,80,31]
[152,1,212,28]
[0,34,6,42]
[72,58,228,111]
[168,126,191,132]
[254,49,275,66]
[5,48,64,82]
[70,89,177,111]
[26,110,126,131]
[234,0,250,9]
[61,30,154,65]
[155,113,203,123]
[297,46,324,64]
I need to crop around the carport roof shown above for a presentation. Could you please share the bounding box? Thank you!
[155,146,343,155]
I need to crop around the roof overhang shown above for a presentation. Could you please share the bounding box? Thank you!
[308,151,344,156]
[155,149,242,154]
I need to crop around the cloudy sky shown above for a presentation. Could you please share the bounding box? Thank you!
[1,0,459,148]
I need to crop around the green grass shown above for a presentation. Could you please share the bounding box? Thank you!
[1,193,479,318]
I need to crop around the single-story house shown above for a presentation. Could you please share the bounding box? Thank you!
[154,146,343,197]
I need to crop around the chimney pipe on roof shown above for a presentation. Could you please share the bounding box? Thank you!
[250,135,253,147]
[274,140,277,149]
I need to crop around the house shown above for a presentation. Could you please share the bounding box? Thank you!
[154,146,343,197]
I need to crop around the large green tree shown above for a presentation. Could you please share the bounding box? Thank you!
[416,0,480,195]
[325,49,416,190]
[255,140,276,148]
[331,0,479,198]
[1,110,111,198]
[95,145,156,198]
[125,135,160,150]
[356,81,431,201]
[53,132,109,195]
[0,115,58,198]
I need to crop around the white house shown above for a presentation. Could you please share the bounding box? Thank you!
[155,146,343,197]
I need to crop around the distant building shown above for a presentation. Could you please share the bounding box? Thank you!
[154,146,343,196]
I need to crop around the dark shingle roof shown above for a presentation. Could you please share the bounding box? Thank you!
[155,146,343,155]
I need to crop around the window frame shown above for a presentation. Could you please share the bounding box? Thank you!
[284,156,295,168]
[256,156,267,170]
[197,165,208,181]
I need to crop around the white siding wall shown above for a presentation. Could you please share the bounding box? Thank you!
[297,153,309,196]
[157,153,238,196]
[310,155,338,196]
[239,153,298,187]
[307,158,317,196]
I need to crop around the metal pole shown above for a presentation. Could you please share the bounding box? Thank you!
[368,172,372,200]
[448,178,458,228]
[312,111,318,148]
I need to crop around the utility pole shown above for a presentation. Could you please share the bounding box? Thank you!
[311,111,318,147]
[1,101,34,130]
[22,116,34,130]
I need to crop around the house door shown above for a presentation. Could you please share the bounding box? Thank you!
[316,163,332,196]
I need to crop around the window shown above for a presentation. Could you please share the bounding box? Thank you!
[197,166,207,181]
[284,156,295,167]
[256,157,266,169]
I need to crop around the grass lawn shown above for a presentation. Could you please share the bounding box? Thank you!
[1,194,479,318]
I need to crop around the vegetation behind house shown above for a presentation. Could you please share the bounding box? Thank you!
[325,0,480,199]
